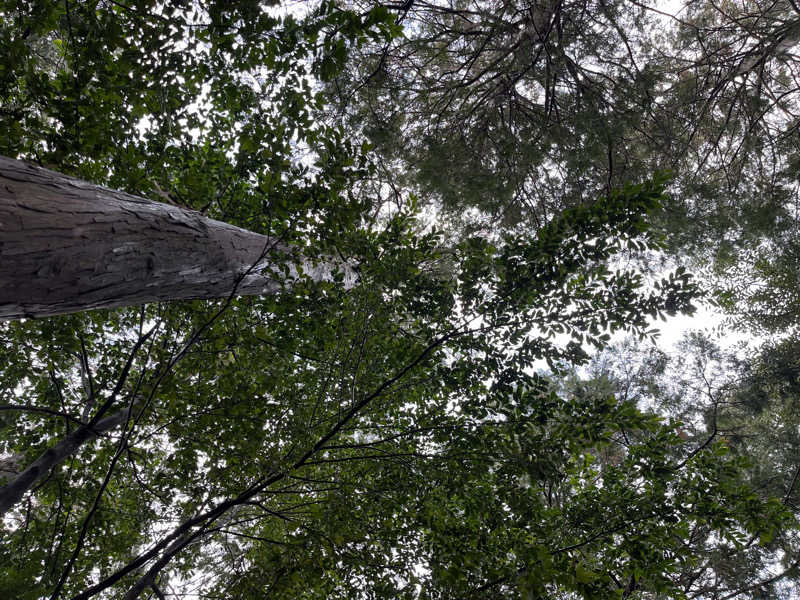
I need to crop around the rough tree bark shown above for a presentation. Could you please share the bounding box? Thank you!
[0,156,356,517]
[0,155,340,320]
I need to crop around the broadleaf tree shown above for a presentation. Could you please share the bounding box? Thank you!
[0,1,798,599]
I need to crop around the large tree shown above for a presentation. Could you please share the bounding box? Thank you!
[321,0,800,264]
[1,178,764,600]
[1,1,798,599]
[0,155,350,320]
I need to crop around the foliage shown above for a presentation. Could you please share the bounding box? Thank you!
[0,170,716,598]
[714,232,800,336]
[321,0,800,266]
[0,1,798,600]
[570,333,800,597]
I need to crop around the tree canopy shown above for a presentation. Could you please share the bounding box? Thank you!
[1,1,799,599]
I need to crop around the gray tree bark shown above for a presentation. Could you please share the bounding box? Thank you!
[0,155,322,320]
[0,403,138,516]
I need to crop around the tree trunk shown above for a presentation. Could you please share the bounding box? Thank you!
[0,403,138,516]
[0,155,326,320]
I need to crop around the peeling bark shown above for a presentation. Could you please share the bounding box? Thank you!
[0,155,317,319]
